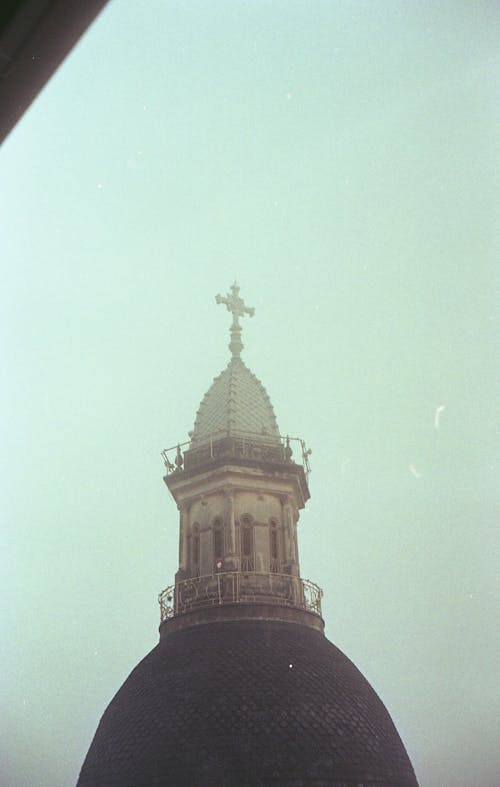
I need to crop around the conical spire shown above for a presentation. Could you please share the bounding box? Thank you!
[191,284,278,443]
[191,359,280,443]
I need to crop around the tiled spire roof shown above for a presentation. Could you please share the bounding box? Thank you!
[191,357,280,444]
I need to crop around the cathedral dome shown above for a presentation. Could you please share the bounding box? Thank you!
[78,285,418,786]
[191,357,280,445]
[78,618,418,787]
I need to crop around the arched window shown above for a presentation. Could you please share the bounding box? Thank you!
[270,519,280,573]
[241,515,254,572]
[213,517,223,568]
[192,523,200,576]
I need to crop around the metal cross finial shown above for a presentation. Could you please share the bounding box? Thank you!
[215,282,255,358]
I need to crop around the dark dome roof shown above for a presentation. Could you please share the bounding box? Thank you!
[78,619,417,787]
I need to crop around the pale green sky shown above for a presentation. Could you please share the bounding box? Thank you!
[1,2,498,785]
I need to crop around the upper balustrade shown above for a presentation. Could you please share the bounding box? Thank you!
[161,429,312,480]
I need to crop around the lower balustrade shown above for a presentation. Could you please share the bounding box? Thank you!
[159,570,323,622]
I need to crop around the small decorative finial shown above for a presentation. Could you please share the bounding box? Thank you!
[215,282,255,358]
[174,444,184,469]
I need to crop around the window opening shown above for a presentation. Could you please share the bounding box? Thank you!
[241,516,254,572]
[270,519,280,573]
[213,518,223,569]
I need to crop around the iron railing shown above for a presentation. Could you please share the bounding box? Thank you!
[161,429,312,480]
[159,571,323,622]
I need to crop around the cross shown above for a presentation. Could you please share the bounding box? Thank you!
[215,282,255,357]
[215,282,255,328]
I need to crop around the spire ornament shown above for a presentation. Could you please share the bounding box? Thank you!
[215,282,255,358]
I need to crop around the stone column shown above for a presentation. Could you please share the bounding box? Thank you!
[178,505,189,570]
[175,504,189,584]
[224,488,239,571]
[282,496,299,577]
[291,509,300,574]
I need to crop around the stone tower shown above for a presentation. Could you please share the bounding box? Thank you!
[77,284,418,786]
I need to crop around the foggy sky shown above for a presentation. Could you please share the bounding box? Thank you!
[1,2,498,785]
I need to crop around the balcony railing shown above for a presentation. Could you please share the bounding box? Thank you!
[161,430,312,480]
[158,571,323,623]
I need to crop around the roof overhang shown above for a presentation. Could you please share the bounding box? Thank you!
[165,460,310,512]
